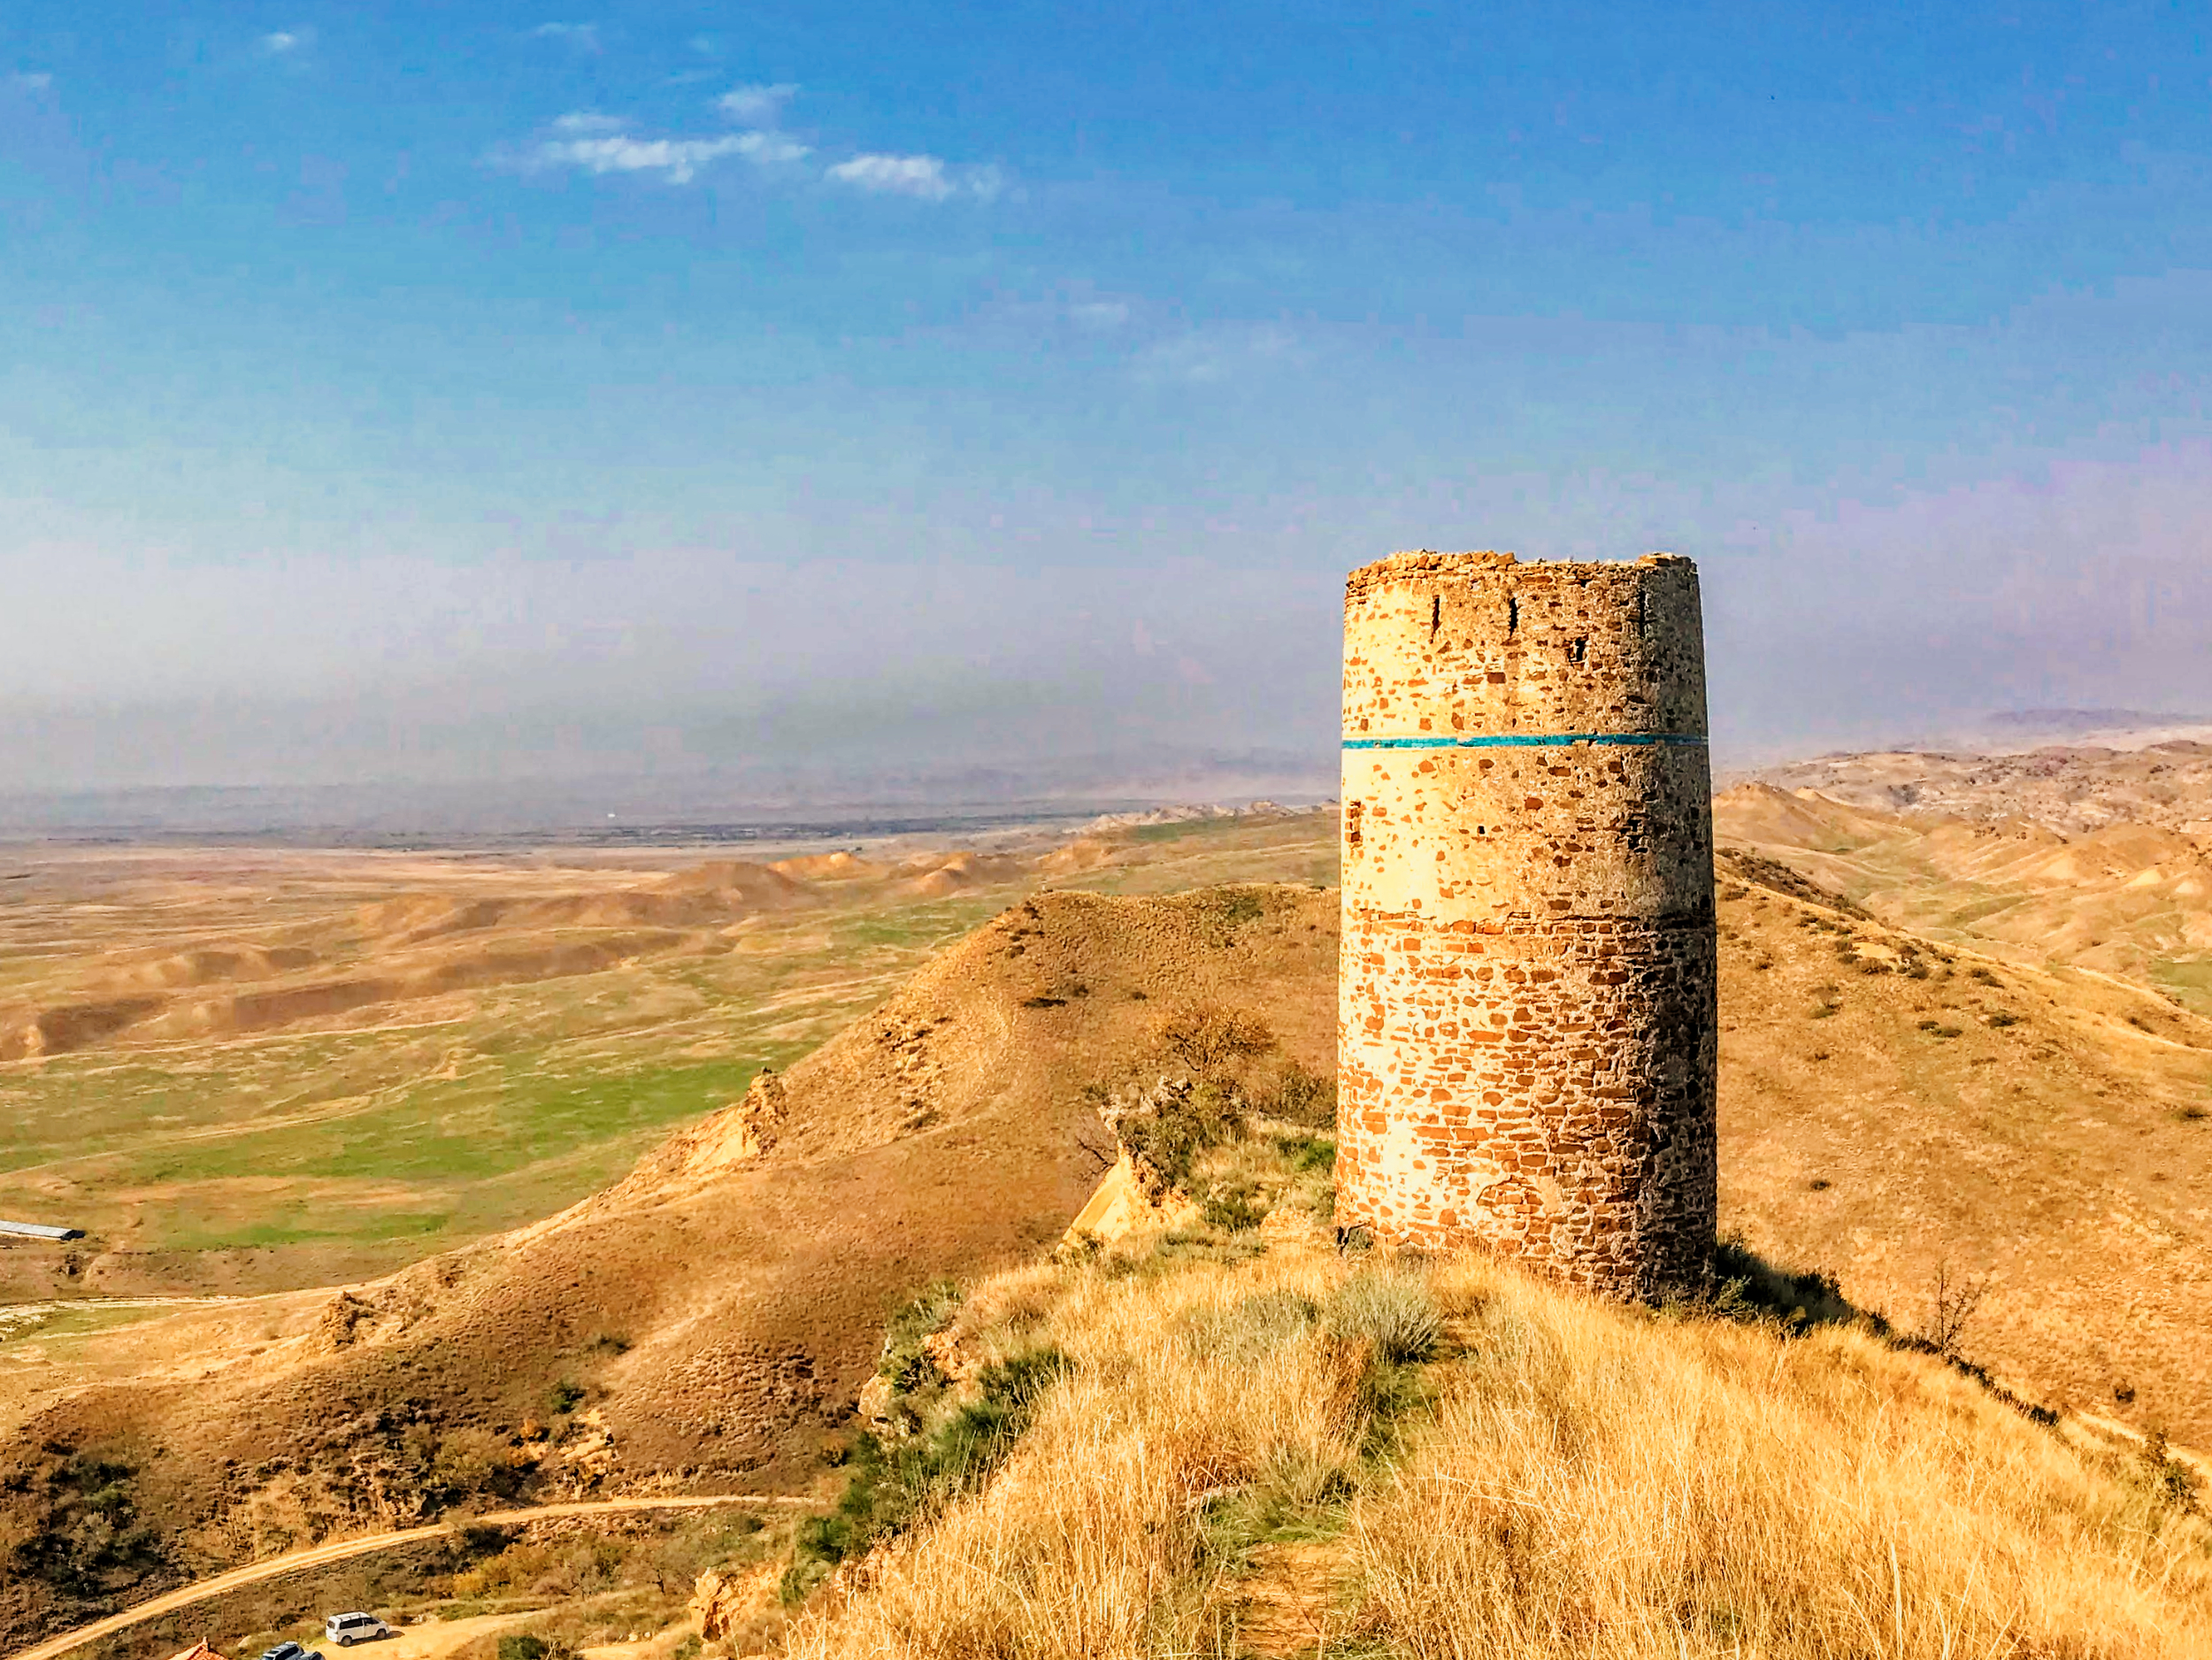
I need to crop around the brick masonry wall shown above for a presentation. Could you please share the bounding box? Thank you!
[1337,550,1717,1299]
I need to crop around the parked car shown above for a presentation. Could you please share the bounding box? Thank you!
[258,1643,321,1660]
[324,1614,394,1647]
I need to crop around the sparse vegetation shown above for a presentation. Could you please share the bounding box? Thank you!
[2137,1428,2202,1516]
[780,1131,2212,1660]
[788,1336,1070,1602]
[1916,1257,1993,1358]
[1260,1059,1337,1127]
[875,1280,964,1394]
[7,1449,173,1604]
[1325,1267,1442,1364]
[1199,1180,1270,1233]
[19,794,2212,1658]
[1148,1000,1277,1080]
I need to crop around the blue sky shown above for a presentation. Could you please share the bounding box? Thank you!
[4,3,2211,795]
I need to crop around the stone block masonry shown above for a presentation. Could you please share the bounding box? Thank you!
[1337,549,1717,1300]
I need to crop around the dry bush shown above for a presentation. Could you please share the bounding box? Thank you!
[1147,1002,1276,1080]
[1325,1268,1440,1364]
[432,1426,517,1497]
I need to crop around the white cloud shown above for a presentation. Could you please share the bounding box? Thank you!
[531,21,601,51]
[1069,300,1133,330]
[833,152,984,201]
[736,130,811,165]
[259,29,311,56]
[1132,323,1302,386]
[551,111,626,134]
[825,154,1007,202]
[828,154,953,199]
[523,125,810,184]
[718,82,796,125]
[8,71,52,91]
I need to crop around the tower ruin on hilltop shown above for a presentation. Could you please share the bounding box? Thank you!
[1337,550,1717,1300]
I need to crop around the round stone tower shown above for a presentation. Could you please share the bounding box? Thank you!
[1336,549,1717,1300]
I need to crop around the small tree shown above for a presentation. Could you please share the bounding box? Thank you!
[1149,1002,1275,1079]
[1919,1258,1990,1358]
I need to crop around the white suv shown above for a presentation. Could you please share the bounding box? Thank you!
[324,1614,392,1647]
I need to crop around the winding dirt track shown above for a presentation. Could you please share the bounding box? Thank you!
[7,1495,818,1660]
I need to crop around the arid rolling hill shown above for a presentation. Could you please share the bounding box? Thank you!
[0,882,1337,1647]
[7,803,2212,1646]
[1710,847,2212,1438]
[1715,777,2212,1006]
[1754,736,2212,838]
[0,811,1336,1303]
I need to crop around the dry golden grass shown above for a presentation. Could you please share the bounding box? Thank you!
[788,1187,2212,1660]
[1356,1274,2211,1658]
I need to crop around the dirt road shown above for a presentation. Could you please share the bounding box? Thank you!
[6,1495,818,1660]
[365,1611,540,1660]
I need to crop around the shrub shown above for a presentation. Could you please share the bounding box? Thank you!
[546,1379,585,1415]
[877,1280,964,1393]
[1199,1180,1270,1233]
[1274,1133,1336,1173]
[1118,1079,1243,1194]
[798,1346,1071,1576]
[1212,890,1267,930]
[1264,1061,1338,1127]
[433,1427,516,1498]
[498,1636,548,1660]
[1328,1270,1442,1364]
[2139,1429,2201,1515]
[1706,1234,1857,1332]
[1149,1002,1275,1079]
[1180,1290,1319,1365]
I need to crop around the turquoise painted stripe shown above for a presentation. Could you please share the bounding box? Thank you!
[1342,733,1706,750]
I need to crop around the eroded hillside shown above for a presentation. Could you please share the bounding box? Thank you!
[1717,780,2212,1003]
[0,883,1335,1648]
[1755,737,2212,835]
